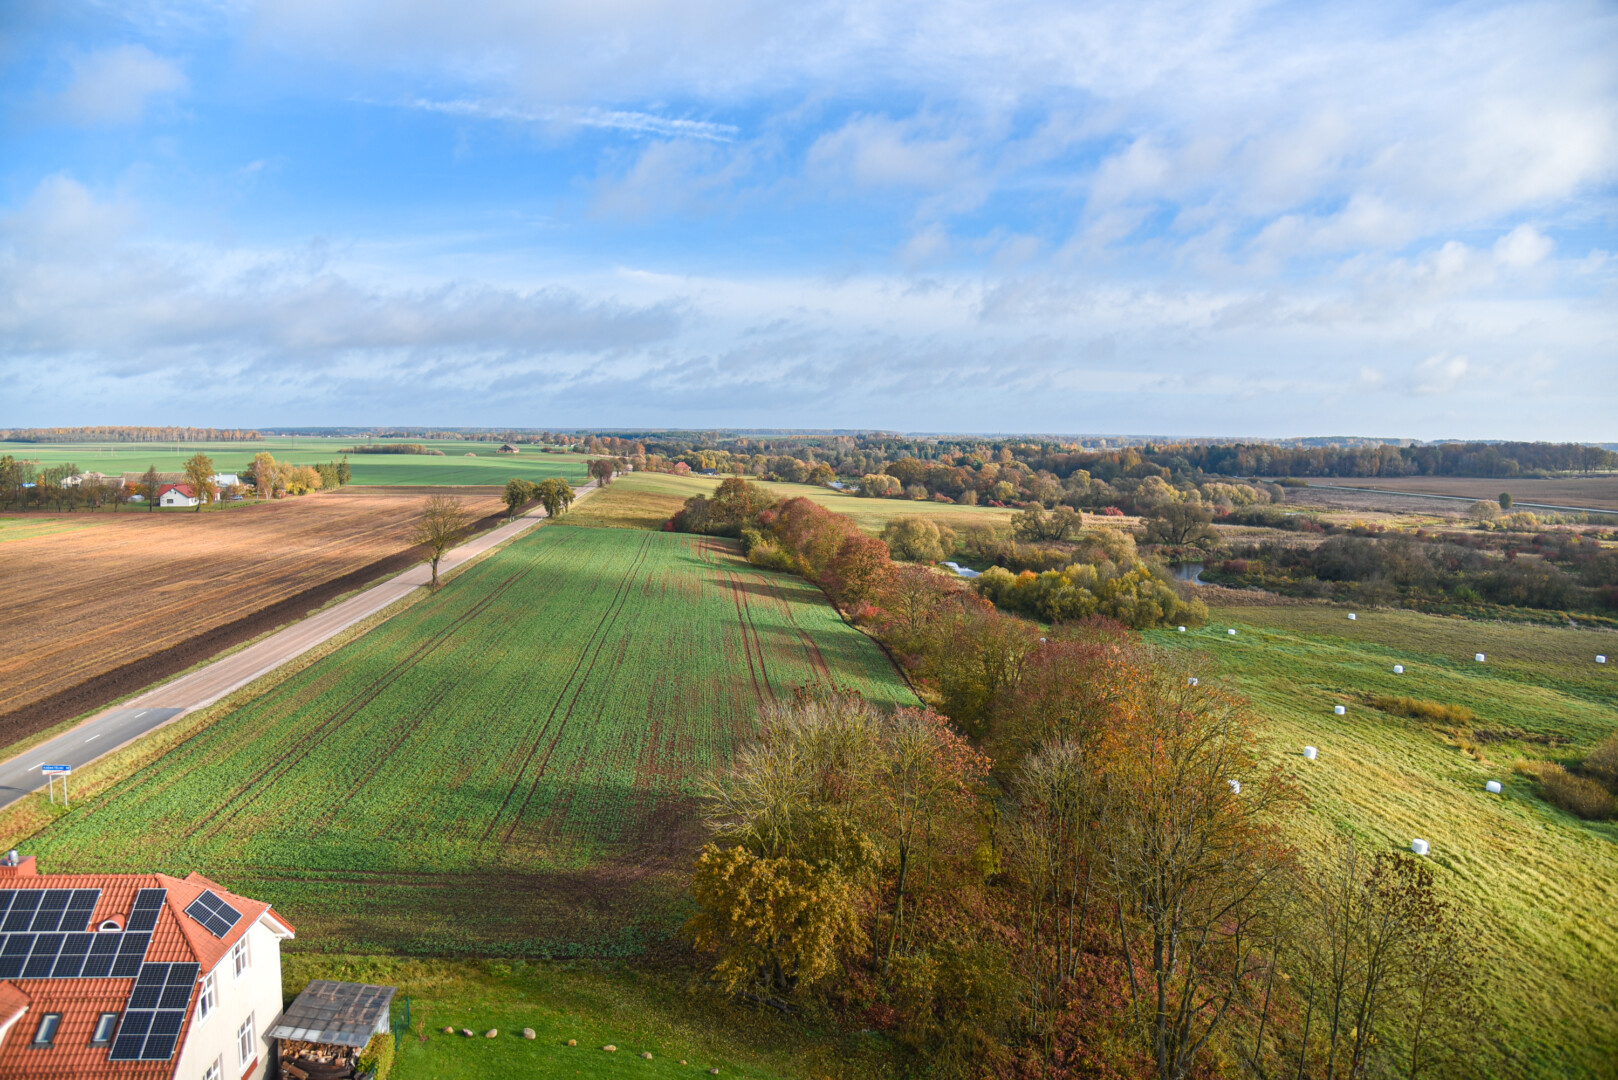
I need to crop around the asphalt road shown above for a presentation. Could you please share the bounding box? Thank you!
[0,481,598,810]
[0,707,185,807]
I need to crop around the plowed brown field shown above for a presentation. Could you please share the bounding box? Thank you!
[0,490,502,724]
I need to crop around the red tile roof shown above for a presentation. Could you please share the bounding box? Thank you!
[153,484,196,499]
[0,868,291,1080]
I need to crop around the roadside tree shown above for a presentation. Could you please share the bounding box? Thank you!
[502,478,537,518]
[536,477,576,518]
[412,495,475,587]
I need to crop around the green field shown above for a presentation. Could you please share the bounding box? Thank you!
[0,438,590,487]
[1146,606,1618,1078]
[568,471,1020,534]
[24,524,915,955]
[286,955,897,1080]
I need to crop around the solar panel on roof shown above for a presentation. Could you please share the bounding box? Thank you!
[22,933,64,978]
[81,933,119,977]
[127,889,166,932]
[1,892,39,932]
[184,889,244,938]
[108,963,196,1061]
[65,889,100,930]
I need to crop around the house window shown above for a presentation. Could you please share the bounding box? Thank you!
[91,1013,119,1045]
[231,936,251,979]
[32,1014,61,1047]
[236,1013,255,1068]
[201,1057,223,1080]
[197,972,217,1025]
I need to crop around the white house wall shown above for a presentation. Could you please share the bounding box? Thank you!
[171,916,288,1080]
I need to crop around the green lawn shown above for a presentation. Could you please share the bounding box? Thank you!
[0,438,591,487]
[1146,605,1618,1079]
[23,524,915,957]
[566,471,1019,534]
[285,955,898,1080]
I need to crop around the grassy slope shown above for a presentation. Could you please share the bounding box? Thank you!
[23,524,915,956]
[286,955,898,1080]
[566,471,1019,534]
[1145,606,1618,1079]
[0,439,591,487]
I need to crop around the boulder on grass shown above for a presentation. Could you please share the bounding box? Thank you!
[523,1028,536,1040]
[603,1044,618,1052]
[442,1027,454,1035]
[642,1051,654,1059]
[460,1029,474,1038]
[485,1029,498,1039]
[566,1039,577,1046]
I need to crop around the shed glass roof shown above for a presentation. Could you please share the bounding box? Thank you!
[266,980,396,1048]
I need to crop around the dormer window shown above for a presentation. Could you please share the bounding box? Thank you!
[99,919,122,932]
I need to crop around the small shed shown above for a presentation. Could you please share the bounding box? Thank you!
[269,980,397,1079]
[497,442,520,454]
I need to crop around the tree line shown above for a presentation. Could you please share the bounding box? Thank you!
[0,426,262,443]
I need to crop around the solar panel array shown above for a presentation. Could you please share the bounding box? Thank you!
[0,888,101,932]
[0,888,163,981]
[108,962,199,1062]
[183,889,243,938]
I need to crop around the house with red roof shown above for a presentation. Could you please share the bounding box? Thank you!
[155,485,200,509]
[0,853,295,1080]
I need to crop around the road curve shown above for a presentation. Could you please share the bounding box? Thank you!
[0,482,598,810]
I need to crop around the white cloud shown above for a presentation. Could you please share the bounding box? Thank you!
[54,44,187,125]
[1409,353,1470,396]
[401,98,738,142]
[1493,225,1553,269]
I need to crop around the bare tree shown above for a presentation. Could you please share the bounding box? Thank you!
[412,495,474,587]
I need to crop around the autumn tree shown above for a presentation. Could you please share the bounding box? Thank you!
[183,453,217,511]
[1092,670,1297,1080]
[250,452,277,499]
[412,495,474,587]
[535,477,575,518]
[587,458,617,486]
[1142,501,1217,547]
[820,534,895,610]
[1013,504,1082,542]
[502,478,537,519]
[881,515,957,562]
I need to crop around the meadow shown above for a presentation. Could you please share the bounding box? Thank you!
[286,955,898,1080]
[0,438,591,488]
[1145,606,1618,1078]
[23,524,916,956]
[567,470,1021,534]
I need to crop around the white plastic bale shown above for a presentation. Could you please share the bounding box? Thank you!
[1475,653,1486,662]
[1411,839,1430,856]
[1228,629,1237,636]
[1393,664,1404,674]
[1188,677,1198,686]
[1334,705,1346,715]
[1485,780,1503,794]
[1178,626,1186,632]
[1599,655,1608,664]
[1348,613,1357,621]
[1303,746,1318,760]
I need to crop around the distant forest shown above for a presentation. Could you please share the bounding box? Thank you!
[1,426,262,443]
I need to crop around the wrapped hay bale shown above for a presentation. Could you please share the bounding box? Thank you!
[1485,780,1503,794]
[1303,746,1318,761]
[1410,839,1430,856]
[1334,705,1346,715]
[1393,664,1404,674]
[1475,653,1486,662]
[1348,613,1357,621]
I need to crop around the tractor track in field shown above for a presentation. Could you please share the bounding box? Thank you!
[724,572,770,705]
[486,531,655,845]
[181,558,543,841]
[767,576,835,682]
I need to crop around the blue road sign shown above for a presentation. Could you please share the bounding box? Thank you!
[40,765,71,774]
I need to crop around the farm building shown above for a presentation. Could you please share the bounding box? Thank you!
[156,484,199,508]
[210,474,240,489]
[496,443,520,454]
[266,980,396,1080]
[0,852,295,1080]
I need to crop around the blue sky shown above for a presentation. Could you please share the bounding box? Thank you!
[1,0,1614,438]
